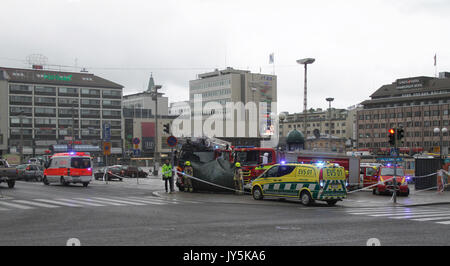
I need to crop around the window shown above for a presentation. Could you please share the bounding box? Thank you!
[278,166,296,176]
[59,87,78,95]
[9,84,32,93]
[35,86,56,94]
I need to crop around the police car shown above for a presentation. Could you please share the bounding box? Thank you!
[251,162,347,206]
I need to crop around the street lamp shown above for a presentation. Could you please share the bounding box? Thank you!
[434,127,448,158]
[296,58,315,143]
[151,85,162,173]
[326,97,334,150]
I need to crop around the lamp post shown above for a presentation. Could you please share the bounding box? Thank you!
[434,127,448,159]
[152,85,162,173]
[326,97,334,150]
[19,110,24,164]
[296,58,315,143]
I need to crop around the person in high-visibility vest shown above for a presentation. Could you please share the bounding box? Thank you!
[234,162,244,195]
[162,159,174,193]
[183,161,194,192]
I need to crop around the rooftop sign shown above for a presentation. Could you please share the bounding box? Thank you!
[42,74,72,81]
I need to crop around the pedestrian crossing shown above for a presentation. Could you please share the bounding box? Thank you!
[0,196,200,212]
[345,206,450,226]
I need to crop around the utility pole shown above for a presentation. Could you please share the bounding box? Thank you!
[393,128,398,204]
[152,85,162,174]
[19,111,24,164]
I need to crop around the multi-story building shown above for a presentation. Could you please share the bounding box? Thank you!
[189,67,277,146]
[0,66,123,161]
[169,101,190,117]
[123,108,177,157]
[279,107,356,151]
[357,72,450,154]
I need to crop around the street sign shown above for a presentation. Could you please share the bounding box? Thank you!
[132,137,141,145]
[103,142,111,156]
[133,149,141,156]
[390,148,399,157]
[167,136,178,147]
[103,123,111,141]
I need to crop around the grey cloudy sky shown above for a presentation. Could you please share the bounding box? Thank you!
[1,0,449,113]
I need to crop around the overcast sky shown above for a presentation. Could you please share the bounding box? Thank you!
[1,0,449,113]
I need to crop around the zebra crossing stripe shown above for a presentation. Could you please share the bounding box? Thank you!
[35,199,83,207]
[55,198,106,207]
[73,198,125,206]
[91,197,147,206]
[0,201,35,210]
[390,212,450,219]
[356,210,442,216]
[13,200,60,208]
[372,211,450,217]
[131,196,179,204]
[436,221,450,225]
[0,206,9,211]
[117,197,166,205]
[412,216,450,222]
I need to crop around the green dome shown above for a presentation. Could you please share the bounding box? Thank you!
[286,129,305,144]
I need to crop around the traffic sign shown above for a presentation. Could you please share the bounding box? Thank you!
[167,136,178,147]
[132,137,141,145]
[133,149,141,156]
[103,142,111,156]
[390,148,399,157]
[103,123,111,141]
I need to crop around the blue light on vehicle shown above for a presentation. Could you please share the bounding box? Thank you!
[69,152,76,155]
[316,161,325,167]
[387,163,391,167]
[280,160,286,165]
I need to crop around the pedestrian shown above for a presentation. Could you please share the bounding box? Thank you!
[162,159,174,193]
[234,162,244,195]
[183,161,194,192]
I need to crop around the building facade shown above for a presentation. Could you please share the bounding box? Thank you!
[279,107,357,151]
[357,73,450,155]
[189,67,277,142]
[0,67,123,161]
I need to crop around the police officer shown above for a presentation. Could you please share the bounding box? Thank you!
[183,161,194,192]
[234,162,244,195]
[162,159,174,193]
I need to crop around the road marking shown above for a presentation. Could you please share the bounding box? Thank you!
[34,199,82,207]
[116,197,166,205]
[73,198,125,206]
[91,197,147,206]
[13,200,60,208]
[0,201,35,210]
[390,212,450,219]
[55,198,106,207]
[0,206,10,211]
[412,216,450,222]
[369,210,448,217]
[436,221,450,225]
[128,196,179,204]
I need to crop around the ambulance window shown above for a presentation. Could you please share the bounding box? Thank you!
[71,157,91,169]
[278,166,295,176]
[264,166,279,177]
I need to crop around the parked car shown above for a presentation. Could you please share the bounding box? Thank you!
[94,166,123,181]
[120,166,148,178]
[16,164,44,182]
[0,159,18,188]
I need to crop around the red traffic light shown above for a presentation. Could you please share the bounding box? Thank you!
[388,128,395,135]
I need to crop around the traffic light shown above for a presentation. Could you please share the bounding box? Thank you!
[397,128,405,144]
[388,128,396,146]
[163,123,170,134]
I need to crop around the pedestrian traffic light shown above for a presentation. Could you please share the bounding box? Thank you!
[388,128,396,146]
[163,123,170,134]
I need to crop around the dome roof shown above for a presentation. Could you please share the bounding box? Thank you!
[286,129,305,144]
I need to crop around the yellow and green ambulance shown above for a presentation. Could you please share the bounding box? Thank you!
[251,163,347,206]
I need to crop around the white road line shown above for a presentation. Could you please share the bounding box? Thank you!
[390,213,450,219]
[142,196,199,204]
[91,197,147,206]
[436,221,450,225]
[372,211,450,217]
[13,200,60,208]
[72,198,125,206]
[55,198,106,207]
[116,197,166,205]
[412,216,450,222]
[350,210,440,216]
[34,199,82,207]
[0,201,35,210]
[127,196,178,204]
[0,206,10,211]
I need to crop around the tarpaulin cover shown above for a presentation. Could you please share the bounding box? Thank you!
[189,158,235,192]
